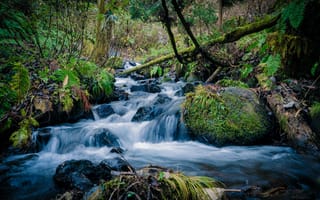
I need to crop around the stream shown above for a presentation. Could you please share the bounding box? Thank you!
[1,76,320,199]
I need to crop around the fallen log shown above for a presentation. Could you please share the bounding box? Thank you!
[119,14,280,75]
[266,84,320,154]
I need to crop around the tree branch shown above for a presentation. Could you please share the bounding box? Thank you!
[119,14,280,75]
[161,0,184,64]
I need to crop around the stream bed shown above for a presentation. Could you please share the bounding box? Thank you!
[1,77,320,199]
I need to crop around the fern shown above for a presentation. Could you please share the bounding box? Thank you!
[10,62,30,103]
[280,0,307,30]
[97,70,114,96]
[260,54,281,76]
[150,65,162,77]
[52,69,80,88]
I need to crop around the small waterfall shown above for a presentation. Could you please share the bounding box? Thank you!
[33,77,187,153]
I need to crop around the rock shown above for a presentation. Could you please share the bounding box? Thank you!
[113,88,129,101]
[99,157,133,172]
[154,94,171,105]
[182,83,195,94]
[36,100,94,127]
[182,85,272,146]
[93,104,115,119]
[130,73,146,81]
[175,83,196,96]
[54,159,111,191]
[110,147,125,154]
[130,84,161,93]
[132,106,157,122]
[132,94,171,122]
[87,128,121,148]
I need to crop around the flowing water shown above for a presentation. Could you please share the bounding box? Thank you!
[1,77,320,199]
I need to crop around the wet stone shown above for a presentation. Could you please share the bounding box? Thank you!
[93,104,115,118]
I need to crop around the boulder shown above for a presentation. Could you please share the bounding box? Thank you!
[182,85,272,146]
[93,104,115,119]
[54,159,111,191]
[132,106,156,122]
[132,94,172,122]
[154,94,172,105]
[130,84,161,93]
[87,128,121,148]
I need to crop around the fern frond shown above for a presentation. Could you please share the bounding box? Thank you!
[10,62,30,103]
[52,69,80,88]
[97,70,114,96]
[281,0,307,30]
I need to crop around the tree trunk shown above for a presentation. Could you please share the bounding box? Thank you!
[161,0,184,64]
[92,0,111,65]
[218,0,223,30]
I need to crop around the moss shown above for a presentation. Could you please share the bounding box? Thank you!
[217,79,249,88]
[182,85,270,145]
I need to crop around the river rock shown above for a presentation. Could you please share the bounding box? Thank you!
[93,104,115,119]
[154,94,172,105]
[132,106,156,122]
[132,94,170,122]
[113,88,129,101]
[36,100,94,127]
[88,128,121,148]
[182,85,272,146]
[99,157,133,172]
[130,84,161,93]
[175,82,197,97]
[54,159,111,191]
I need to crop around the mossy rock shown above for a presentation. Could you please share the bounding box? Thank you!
[182,85,271,146]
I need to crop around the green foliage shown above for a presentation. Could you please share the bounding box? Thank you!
[150,65,163,77]
[91,170,222,200]
[260,54,281,76]
[105,56,123,69]
[91,70,114,98]
[280,0,307,30]
[10,62,30,103]
[189,4,218,26]
[0,1,33,44]
[38,67,50,84]
[310,102,320,119]
[129,0,161,21]
[311,62,319,77]
[9,115,39,148]
[58,88,74,113]
[217,79,249,88]
[182,86,269,145]
[240,63,253,79]
[0,83,16,118]
[52,69,80,88]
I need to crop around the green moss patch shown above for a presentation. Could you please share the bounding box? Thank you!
[182,85,271,145]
